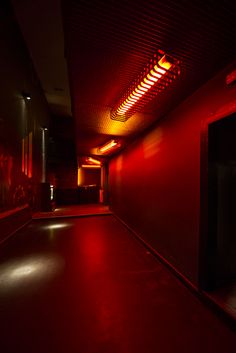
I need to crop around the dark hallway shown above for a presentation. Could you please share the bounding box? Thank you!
[1,0,236,351]
[1,214,236,353]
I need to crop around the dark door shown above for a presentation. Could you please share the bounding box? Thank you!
[207,113,236,289]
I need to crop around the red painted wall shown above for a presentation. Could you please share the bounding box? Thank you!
[109,61,236,285]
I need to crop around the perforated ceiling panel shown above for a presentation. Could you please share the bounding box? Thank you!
[62,0,236,157]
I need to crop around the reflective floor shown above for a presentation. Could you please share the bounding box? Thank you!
[33,204,112,219]
[0,215,235,353]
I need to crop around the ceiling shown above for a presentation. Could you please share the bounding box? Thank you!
[11,0,71,118]
[12,0,236,160]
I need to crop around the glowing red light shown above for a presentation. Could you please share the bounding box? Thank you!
[114,55,174,118]
[81,164,101,168]
[98,140,119,154]
[86,157,101,165]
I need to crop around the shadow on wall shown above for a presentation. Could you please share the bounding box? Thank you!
[0,147,13,210]
[0,143,38,212]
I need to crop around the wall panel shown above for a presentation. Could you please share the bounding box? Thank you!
[109,61,236,285]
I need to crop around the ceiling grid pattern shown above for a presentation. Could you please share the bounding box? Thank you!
[63,0,236,156]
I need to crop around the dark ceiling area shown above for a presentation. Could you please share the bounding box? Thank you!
[62,0,236,158]
[12,0,236,160]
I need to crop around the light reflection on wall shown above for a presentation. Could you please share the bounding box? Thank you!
[114,155,123,201]
[116,155,123,173]
[20,97,27,136]
[77,167,82,186]
[0,255,64,293]
[142,127,163,159]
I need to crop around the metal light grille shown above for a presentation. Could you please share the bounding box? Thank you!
[111,52,180,121]
[62,0,236,155]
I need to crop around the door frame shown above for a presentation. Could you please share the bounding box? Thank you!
[199,100,236,289]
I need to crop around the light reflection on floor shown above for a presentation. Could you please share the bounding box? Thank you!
[1,216,235,353]
[43,222,72,230]
[33,204,112,219]
[0,254,64,294]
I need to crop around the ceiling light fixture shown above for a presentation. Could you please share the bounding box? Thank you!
[111,52,180,122]
[98,139,119,154]
[81,164,101,168]
[22,92,32,100]
[86,157,101,165]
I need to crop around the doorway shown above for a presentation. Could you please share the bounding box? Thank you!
[200,112,236,318]
[207,113,236,288]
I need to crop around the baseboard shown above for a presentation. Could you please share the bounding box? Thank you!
[112,212,198,291]
[112,212,236,328]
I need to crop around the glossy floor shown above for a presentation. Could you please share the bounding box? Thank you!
[33,204,112,219]
[0,215,235,353]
